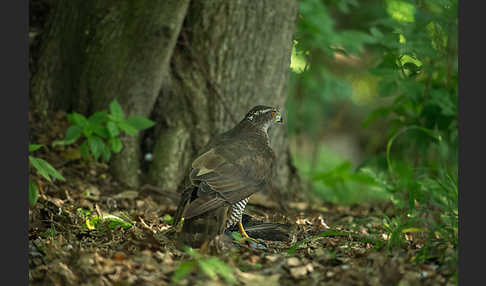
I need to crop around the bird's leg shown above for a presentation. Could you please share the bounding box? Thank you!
[238,221,260,244]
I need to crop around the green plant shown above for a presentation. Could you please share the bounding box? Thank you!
[287,0,383,136]
[53,99,155,162]
[172,247,236,284]
[365,0,458,164]
[29,144,65,206]
[76,208,134,231]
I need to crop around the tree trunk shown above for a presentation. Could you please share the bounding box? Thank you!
[31,0,190,187]
[30,0,303,207]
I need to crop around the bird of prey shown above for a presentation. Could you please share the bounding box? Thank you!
[173,105,283,248]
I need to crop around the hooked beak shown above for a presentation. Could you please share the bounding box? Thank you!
[274,111,283,123]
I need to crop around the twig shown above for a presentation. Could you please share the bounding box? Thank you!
[95,204,103,220]
[139,217,156,234]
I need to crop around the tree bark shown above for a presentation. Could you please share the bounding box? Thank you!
[31,0,190,187]
[147,0,302,204]
[30,0,303,206]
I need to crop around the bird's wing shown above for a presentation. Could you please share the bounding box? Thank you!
[183,148,271,219]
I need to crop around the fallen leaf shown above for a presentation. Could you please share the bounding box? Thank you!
[266,255,279,263]
[113,251,126,262]
[114,190,139,200]
[249,255,260,264]
[236,269,280,286]
[289,202,308,211]
[289,266,308,279]
[287,257,301,267]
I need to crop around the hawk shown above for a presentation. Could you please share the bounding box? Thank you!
[173,105,283,248]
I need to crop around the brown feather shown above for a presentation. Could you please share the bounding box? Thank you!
[183,195,229,219]
[174,105,281,248]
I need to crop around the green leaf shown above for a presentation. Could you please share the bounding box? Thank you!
[117,121,138,135]
[29,144,43,152]
[29,156,51,182]
[88,111,107,125]
[231,231,243,241]
[52,125,83,147]
[378,79,399,97]
[52,140,67,147]
[82,125,93,137]
[106,121,119,137]
[29,156,65,182]
[184,247,202,260]
[29,180,39,206]
[161,214,174,224]
[37,158,65,181]
[362,107,391,128]
[68,112,89,127]
[88,136,105,161]
[103,214,133,230]
[198,259,218,279]
[348,173,377,185]
[85,216,102,230]
[92,125,109,139]
[126,116,155,130]
[206,258,237,284]
[386,125,441,173]
[109,99,125,120]
[172,261,196,284]
[109,137,123,153]
[40,224,57,237]
[101,142,112,162]
[65,125,83,142]
[79,141,90,160]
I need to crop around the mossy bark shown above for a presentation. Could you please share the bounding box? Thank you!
[31,0,190,187]
[30,0,303,206]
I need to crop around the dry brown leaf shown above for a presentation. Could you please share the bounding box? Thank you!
[114,190,139,200]
[289,265,309,279]
[286,257,301,267]
[236,269,281,286]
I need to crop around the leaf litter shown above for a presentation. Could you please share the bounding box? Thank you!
[28,112,457,285]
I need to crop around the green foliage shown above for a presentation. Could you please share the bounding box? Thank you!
[231,231,243,241]
[53,99,155,162]
[76,208,134,230]
[29,156,65,183]
[362,0,458,262]
[289,0,457,272]
[29,144,65,206]
[288,0,388,136]
[40,224,58,238]
[172,247,237,284]
[385,125,442,173]
[292,145,390,204]
[29,181,40,206]
[366,0,458,151]
[161,214,174,224]
[314,161,377,189]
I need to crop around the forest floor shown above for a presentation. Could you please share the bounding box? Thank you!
[28,112,457,286]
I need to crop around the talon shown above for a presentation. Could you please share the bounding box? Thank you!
[238,222,261,244]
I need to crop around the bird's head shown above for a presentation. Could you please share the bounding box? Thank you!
[244,105,283,132]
